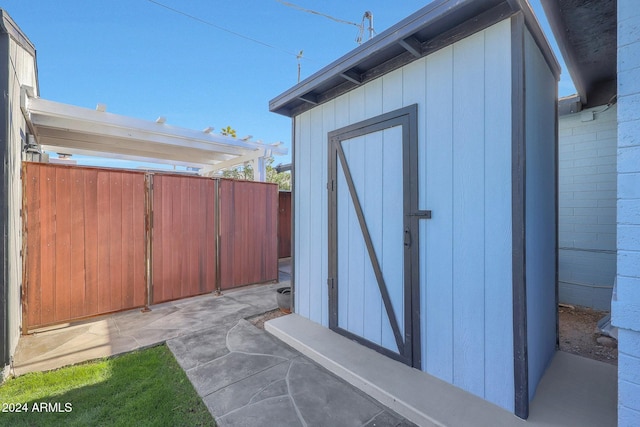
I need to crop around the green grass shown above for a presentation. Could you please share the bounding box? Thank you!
[0,345,215,427]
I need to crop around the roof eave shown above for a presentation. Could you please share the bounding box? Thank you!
[270,0,560,117]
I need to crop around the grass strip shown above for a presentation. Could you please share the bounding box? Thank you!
[0,345,215,427]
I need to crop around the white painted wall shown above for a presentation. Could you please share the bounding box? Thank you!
[294,19,517,411]
[613,1,640,425]
[559,104,617,310]
[524,29,557,402]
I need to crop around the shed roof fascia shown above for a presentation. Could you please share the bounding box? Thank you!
[0,10,39,96]
[23,94,287,169]
[270,0,560,117]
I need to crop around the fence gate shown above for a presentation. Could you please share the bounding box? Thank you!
[219,179,278,289]
[23,163,147,330]
[23,165,279,331]
[150,174,217,303]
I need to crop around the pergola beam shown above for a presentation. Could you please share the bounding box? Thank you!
[21,91,287,173]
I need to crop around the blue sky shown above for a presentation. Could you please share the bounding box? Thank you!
[3,0,574,166]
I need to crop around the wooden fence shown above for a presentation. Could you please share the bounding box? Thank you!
[219,179,278,289]
[151,175,217,304]
[278,191,292,258]
[23,163,147,329]
[22,163,278,331]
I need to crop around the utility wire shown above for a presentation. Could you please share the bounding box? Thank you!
[275,0,360,27]
[275,1,375,44]
[145,0,307,60]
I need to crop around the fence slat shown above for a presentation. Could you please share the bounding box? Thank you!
[23,164,146,330]
[220,179,278,290]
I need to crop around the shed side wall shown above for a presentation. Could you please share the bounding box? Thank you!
[558,105,617,310]
[294,20,515,412]
[3,36,37,373]
[523,28,558,402]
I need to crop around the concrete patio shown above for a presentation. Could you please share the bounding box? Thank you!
[10,260,417,426]
[10,256,617,426]
[267,314,618,427]
[12,281,283,376]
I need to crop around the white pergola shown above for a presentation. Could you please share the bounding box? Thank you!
[20,88,286,180]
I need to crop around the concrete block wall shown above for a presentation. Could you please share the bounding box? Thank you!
[558,105,617,309]
[613,1,640,425]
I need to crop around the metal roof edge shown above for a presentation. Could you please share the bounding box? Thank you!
[270,0,560,117]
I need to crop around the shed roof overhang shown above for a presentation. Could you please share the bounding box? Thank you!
[540,0,617,110]
[270,0,560,118]
[22,91,287,172]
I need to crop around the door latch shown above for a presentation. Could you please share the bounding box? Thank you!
[407,210,432,219]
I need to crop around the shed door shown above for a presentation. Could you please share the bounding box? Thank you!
[328,105,422,368]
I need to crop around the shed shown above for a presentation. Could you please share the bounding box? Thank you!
[270,0,559,418]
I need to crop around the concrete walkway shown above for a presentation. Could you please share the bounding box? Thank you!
[268,313,618,427]
[170,318,415,426]
[12,263,416,426]
[12,282,283,376]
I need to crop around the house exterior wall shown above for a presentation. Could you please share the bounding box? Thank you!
[1,20,37,377]
[523,29,558,402]
[613,1,640,425]
[294,19,518,411]
[558,104,617,310]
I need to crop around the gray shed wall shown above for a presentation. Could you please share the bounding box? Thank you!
[0,21,37,376]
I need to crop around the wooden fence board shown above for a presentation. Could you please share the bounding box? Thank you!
[24,164,279,330]
[150,174,217,304]
[219,179,278,289]
[278,191,292,258]
[23,163,146,330]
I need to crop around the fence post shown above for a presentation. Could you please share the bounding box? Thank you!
[214,178,222,296]
[142,173,153,311]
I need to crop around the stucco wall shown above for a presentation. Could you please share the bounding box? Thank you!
[613,1,640,425]
[558,105,617,310]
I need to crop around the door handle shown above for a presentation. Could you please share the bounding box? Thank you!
[404,227,411,248]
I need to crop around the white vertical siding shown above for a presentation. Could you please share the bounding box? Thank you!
[451,26,486,398]
[483,21,514,410]
[6,38,38,366]
[294,19,515,411]
[424,45,455,383]
[523,29,557,402]
[308,106,325,324]
[294,111,310,318]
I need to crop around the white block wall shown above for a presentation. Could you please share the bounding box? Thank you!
[558,105,617,310]
[613,1,640,425]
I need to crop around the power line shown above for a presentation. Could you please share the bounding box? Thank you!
[145,0,307,60]
[275,0,360,27]
[275,1,375,45]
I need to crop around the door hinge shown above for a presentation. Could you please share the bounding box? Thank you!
[327,277,335,289]
[327,180,335,191]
